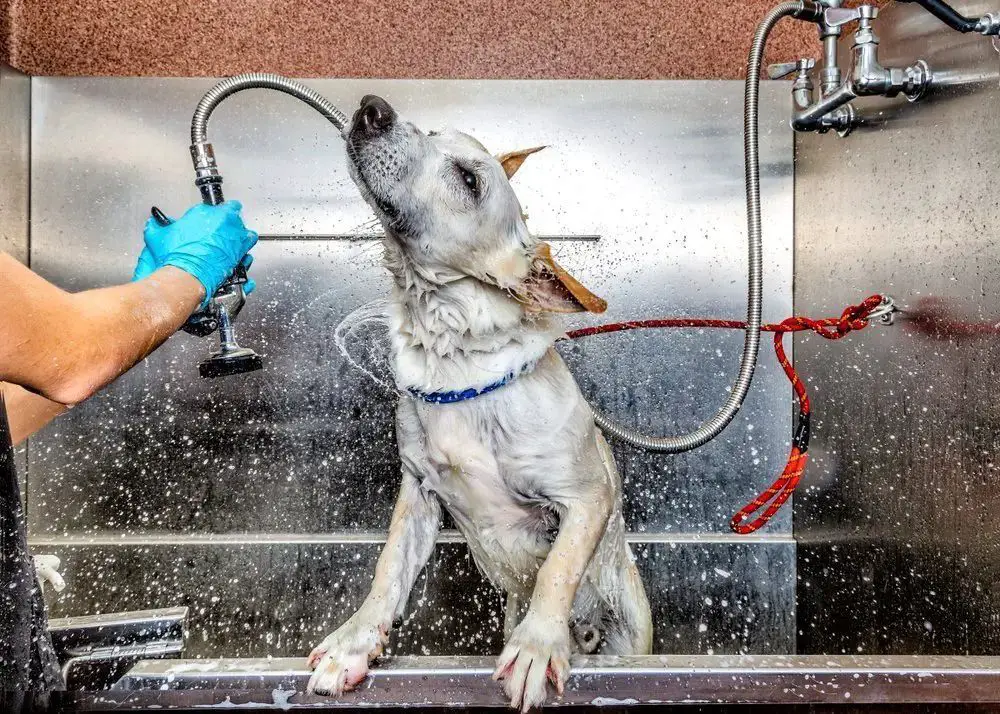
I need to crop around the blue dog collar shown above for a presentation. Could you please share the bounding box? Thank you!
[408,361,536,405]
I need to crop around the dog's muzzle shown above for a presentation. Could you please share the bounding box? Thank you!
[350,95,397,140]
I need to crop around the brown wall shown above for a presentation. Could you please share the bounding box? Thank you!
[0,0,11,69]
[1,0,835,79]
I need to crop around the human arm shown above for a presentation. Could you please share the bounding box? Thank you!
[0,200,257,432]
[0,253,203,406]
[0,381,66,446]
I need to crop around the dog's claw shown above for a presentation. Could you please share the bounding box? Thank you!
[545,663,565,694]
[307,650,369,696]
[306,647,326,671]
[492,661,513,682]
[493,652,516,681]
[495,612,571,711]
[306,615,389,698]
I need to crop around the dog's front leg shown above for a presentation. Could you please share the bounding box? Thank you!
[307,468,441,696]
[494,450,615,711]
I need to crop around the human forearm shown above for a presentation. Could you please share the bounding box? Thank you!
[0,255,202,405]
[42,266,202,404]
[1,200,256,409]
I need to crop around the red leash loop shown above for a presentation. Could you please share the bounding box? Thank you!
[566,295,887,534]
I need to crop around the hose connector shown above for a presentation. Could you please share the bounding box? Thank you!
[190,141,224,206]
[794,0,824,23]
[975,12,1000,34]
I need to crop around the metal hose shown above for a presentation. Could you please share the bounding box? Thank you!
[188,9,819,451]
[592,1,819,452]
[190,72,349,145]
[188,73,349,206]
[182,74,350,358]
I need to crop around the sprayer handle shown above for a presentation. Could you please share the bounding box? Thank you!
[197,179,226,206]
[150,202,242,337]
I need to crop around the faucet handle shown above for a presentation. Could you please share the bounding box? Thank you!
[824,6,861,27]
[825,5,878,27]
[767,58,816,80]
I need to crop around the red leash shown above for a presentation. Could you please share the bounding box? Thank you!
[565,294,889,534]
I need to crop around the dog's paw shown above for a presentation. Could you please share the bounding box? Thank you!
[492,611,571,712]
[306,617,389,697]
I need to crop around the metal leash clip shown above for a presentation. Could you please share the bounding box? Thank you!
[866,294,899,326]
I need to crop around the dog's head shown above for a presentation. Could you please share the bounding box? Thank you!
[346,95,606,315]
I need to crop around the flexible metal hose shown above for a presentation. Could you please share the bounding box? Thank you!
[183,74,349,358]
[591,1,814,452]
[189,10,814,450]
[191,72,349,145]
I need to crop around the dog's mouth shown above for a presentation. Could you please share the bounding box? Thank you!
[346,140,402,228]
[347,95,406,233]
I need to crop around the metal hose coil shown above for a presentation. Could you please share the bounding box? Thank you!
[191,73,348,145]
[591,1,811,452]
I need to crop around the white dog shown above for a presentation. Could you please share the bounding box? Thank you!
[307,95,652,711]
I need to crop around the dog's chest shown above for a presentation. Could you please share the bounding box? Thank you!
[419,409,540,524]
[412,402,559,584]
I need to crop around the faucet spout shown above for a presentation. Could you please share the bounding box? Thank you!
[791,82,856,132]
[785,3,934,135]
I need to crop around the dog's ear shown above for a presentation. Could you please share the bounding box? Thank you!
[522,243,607,314]
[497,146,546,180]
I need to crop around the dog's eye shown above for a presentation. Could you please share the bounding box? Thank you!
[459,167,479,196]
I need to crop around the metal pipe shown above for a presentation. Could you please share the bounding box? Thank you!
[792,82,856,131]
[110,654,1000,707]
[823,34,839,71]
[896,0,979,32]
[822,33,841,92]
[216,307,237,351]
[592,0,820,452]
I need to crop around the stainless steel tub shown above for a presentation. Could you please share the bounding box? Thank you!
[70,655,1000,709]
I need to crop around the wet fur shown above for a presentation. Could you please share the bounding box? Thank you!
[308,99,652,710]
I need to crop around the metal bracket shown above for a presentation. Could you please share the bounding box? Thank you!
[867,294,899,325]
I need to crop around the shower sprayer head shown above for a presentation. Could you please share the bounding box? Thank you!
[151,205,264,378]
[199,346,263,379]
[178,73,350,378]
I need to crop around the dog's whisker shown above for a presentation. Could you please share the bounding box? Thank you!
[348,217,383,235]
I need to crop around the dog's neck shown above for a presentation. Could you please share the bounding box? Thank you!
[384,243,559,394]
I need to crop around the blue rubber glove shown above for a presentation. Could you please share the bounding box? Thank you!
[132,201,258,307]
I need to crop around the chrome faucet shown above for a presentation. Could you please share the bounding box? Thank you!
[773,5,930,135]
[773,0,1000,136]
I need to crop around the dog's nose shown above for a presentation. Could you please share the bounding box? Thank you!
[358,95,396,134]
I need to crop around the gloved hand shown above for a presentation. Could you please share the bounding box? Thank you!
[132,201,258,307]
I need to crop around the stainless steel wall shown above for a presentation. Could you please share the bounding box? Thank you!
[1,62,30,479]
[795,1,1000,655]
[0,63,28,265]
[26,79,795,657]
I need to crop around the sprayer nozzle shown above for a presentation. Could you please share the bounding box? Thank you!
[199,348,263,379]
